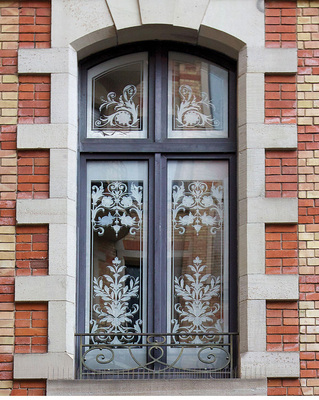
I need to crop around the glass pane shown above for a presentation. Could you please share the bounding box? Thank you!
[87,53,148,138]
[167,160,229,369]
[86,161,148,370]
[168,52,228,139]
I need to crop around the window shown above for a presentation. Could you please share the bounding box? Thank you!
[77,42,237,379]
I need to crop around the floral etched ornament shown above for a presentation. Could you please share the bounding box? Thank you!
[175,85,220,130]
[95,84,140,135]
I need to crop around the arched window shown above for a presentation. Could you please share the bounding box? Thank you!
[77,42,237,379]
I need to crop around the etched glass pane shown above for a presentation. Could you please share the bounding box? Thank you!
[168,52,228,138]
[87,53,148,138]
[167,160,229,369]
[86,161,148,370]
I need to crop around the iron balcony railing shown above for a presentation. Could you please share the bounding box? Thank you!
[76,332,238,379]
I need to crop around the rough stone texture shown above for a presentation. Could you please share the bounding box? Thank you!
[47,378,267,396]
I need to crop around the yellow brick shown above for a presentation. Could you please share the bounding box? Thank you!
[0,381,12,389]
[307,257,319,266]
[1,159,16,168]
[306,379,319,387]
[0,253,14,260]
[0,390,11,396]
[298,108,305,117]
[298,92,305,100]
[0,260,15,268]
[298,100,313,108]
[297,0,310,6]
[298,32,311,40]
[2,75,18,84]
[298,83,312,91]
[0,345,13,353]
[300,317,315,324]
[306,189,319,196]
[0,320,13,328]
[298,41,304,50]
[307,158,319,165]
[300,266,315,274]
[307,326,319,334]
[312,16,319,24]
[0,100,17,108]
[300,334,316,342]
[0,337,14,345]
[0,236,15,243]
[0,311,13,320]
[0,33,18,41]
[305,92,319,100]
[0,227,14,234]
[0,16,18,24]
[314,117,319,124]
[2,92,17,100]
[2,109,17,117]
[307,310,319,317]
[305,76,319,83]
[2,42,18,50]
[0,243,14,251]
[298,16,312,24]
[300,301,315,309]
[1,24,18,33]
[0,116,17,125]
[302,387,314,395]
[310,0,319,6]
[300,232,315,241]
[0,328,14,336]
[298,116,313,125]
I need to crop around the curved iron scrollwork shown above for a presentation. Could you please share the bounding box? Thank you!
[77,332,237,379]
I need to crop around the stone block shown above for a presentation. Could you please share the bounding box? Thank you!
[17,124,77,151]
[14,353,74,380]
[15,275,75,302]
[18,48,77,75]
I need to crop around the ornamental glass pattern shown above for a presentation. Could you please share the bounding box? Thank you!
[168,52,228,138]
[86,161,148,370]
[167,160,229,370]
[87,53,148,138]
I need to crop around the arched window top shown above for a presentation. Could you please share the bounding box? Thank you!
[83,43,234,142]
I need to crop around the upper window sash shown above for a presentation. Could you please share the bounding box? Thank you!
[168,52,229,139]
[87,53,148,139]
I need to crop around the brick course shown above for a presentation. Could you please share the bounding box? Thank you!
[14,302,48,354]
[265,224,298,274]
[18,75,50,124]
[265,150,298,197]
[265,0,297,48]
[265,75,297,124]
[17,150,49,199]
[16,225,48,276]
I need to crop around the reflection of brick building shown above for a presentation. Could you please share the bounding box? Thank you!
[1,0,319,396]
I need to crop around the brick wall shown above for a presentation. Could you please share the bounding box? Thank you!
[265,224,298,274]
[0,0,19,395]
[17,150,49,199]
[18,76,50,124]
[0,0,52,395]
[16,226,48,276]
[14,303,48,354]
[297,0,319,395]
[265,0,297,48]
[265,75,297,124]
[265,150,298,197]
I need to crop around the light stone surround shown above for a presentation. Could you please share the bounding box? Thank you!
[13,0,299,394]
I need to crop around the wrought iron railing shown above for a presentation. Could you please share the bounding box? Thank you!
[76,332,238,379]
